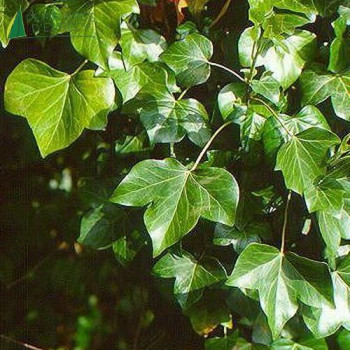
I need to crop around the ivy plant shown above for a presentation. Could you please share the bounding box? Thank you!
[2,0,350,348]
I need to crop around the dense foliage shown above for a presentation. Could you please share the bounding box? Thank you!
[1,0,350,349]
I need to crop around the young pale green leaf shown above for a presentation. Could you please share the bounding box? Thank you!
[275,127,340,194]
[153,251,227,295]
[264,30,316,89]
[4,59,115,157]
[301,67,350,121]
[160,33,213,87]
[302,271,350,338]
[60,0,139,69]
[110,158,239,256]
[0,0,28,47]
[227,243,334,339]
[119,23,167,69]
[124,84,211,146]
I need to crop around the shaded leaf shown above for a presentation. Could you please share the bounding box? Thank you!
[153,251,226,296]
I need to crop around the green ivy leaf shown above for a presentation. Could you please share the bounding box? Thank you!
[79,203,130,249]
[328,13,350,73]
[98,52,179,103]
[271,337,328,350]
[120,22,167,69]
[160,33,213,87]
[60,0,139,69]
[227,243,334,339]
[304,178,345,215]
[248,0,318,25]
[251,73,281,105]
[110,158,239,256]
[153,251,227,295]
[263,106,330,161]
[302,268,350,338]
[214,222,264,254]
[0,0,28,47]
[301,67,350,121]
[275,127,340,194]
[238,26,264,68]
[123,84,211,146]
[4,59,115,157]
[317,200,350,257]
[264,30,316,89]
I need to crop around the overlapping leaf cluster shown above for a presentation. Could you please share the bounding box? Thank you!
[2,0,350,348]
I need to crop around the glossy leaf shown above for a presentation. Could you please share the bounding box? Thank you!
[227,243,334,339]
[264,30,316,89]
[111,158,239,256]
[4,59,115,157]
[120,23,167,69]
[153,251,227,295]
[160,33,213,87]
[276,128,340,194]
[301,67,350,121]
[123,84,211,146]
[60,0,139,69]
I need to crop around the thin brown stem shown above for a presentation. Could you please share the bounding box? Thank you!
[190,121,233,172]
[209,0,232,28]
[281,191,292,254]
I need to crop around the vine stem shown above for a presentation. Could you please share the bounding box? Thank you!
[209,62,246,83]
[251,97,293,138]
[281,191,292,255]
[178,88,189,101]
[190,121,233,172]
[71,59,88,76]
[0,335,44,350]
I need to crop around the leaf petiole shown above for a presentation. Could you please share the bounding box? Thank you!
[190,120,233,172]
[209,62,246,83]
[71,59,88,76]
